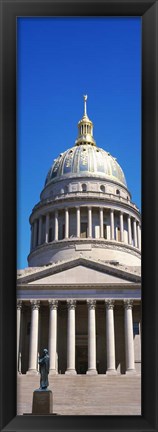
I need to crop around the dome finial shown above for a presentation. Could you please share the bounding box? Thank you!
[75,95,96,146]
[83,94,88,116]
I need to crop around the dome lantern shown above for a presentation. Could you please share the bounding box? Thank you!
[75,95,96,147]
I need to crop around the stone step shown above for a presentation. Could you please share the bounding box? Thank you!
[17,374,141,416]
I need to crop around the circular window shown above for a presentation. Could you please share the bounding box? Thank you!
[100,185,105,193]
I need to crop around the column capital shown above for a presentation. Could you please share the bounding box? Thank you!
[17,300,22,310]
[105,299,115,309]
[67,300,76,310]
[124,299,133,310]
[49,299,58,310]
[30,300,40,310]
[87,299,96,310]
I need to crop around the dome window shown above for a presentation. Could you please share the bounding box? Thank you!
[82,183,87,192]
[100,185,105,193]
[116,189,120,195]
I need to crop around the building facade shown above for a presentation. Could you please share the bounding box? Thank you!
[17,96,141,381]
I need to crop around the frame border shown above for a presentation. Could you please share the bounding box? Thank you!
[0,1,158,431]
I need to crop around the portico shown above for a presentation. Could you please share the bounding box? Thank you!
[17,296,141,376]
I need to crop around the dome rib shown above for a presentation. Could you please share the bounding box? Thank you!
[45,144,127,188]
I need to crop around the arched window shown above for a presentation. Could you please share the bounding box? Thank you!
[100,185,105,193]
[82,183,87,192]
[116,189,120,195]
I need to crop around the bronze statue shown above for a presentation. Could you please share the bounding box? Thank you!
[39,349,50,390]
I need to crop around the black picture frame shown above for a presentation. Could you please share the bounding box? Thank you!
[0,0,158,431]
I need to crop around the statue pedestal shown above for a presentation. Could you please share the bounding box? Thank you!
[32,389,53,414]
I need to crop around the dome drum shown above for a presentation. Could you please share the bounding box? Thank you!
[29,203,141,267]
[41,175,131,203]
[28,238,141,268]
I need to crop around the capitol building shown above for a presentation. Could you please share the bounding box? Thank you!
[17,96,141,415]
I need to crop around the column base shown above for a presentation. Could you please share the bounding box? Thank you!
[86,369,98,375]
[106,369,117,376]
[125,369,136,375]
[26,369,39,375]
[65,369,77,375]
[49,369,58,375]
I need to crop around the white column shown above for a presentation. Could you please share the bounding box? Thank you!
[128,215,132,245]
[27,300,40,374]
[54,210,58,241]
[66,300,76,374]
[110,209,115,240]
[99,208,104,238]
[137,223,141,250]
[76,207,80,238]
[105,300,116,374]
[133,219,137,248]
[87,300,97,374]
[65,208,69,239]
[17,300,22,371]
[124,300,135,373]
[48,300,58,374]
[120,212,124,242]
[38,216,42,245]
[45,213,50,243]
[33,220,38,248]
[88,207,92,238]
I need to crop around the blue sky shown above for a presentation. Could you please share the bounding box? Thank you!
[17,17,141,269]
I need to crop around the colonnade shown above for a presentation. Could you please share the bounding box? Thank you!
[17,299,137,375]
[31,207,141,250]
